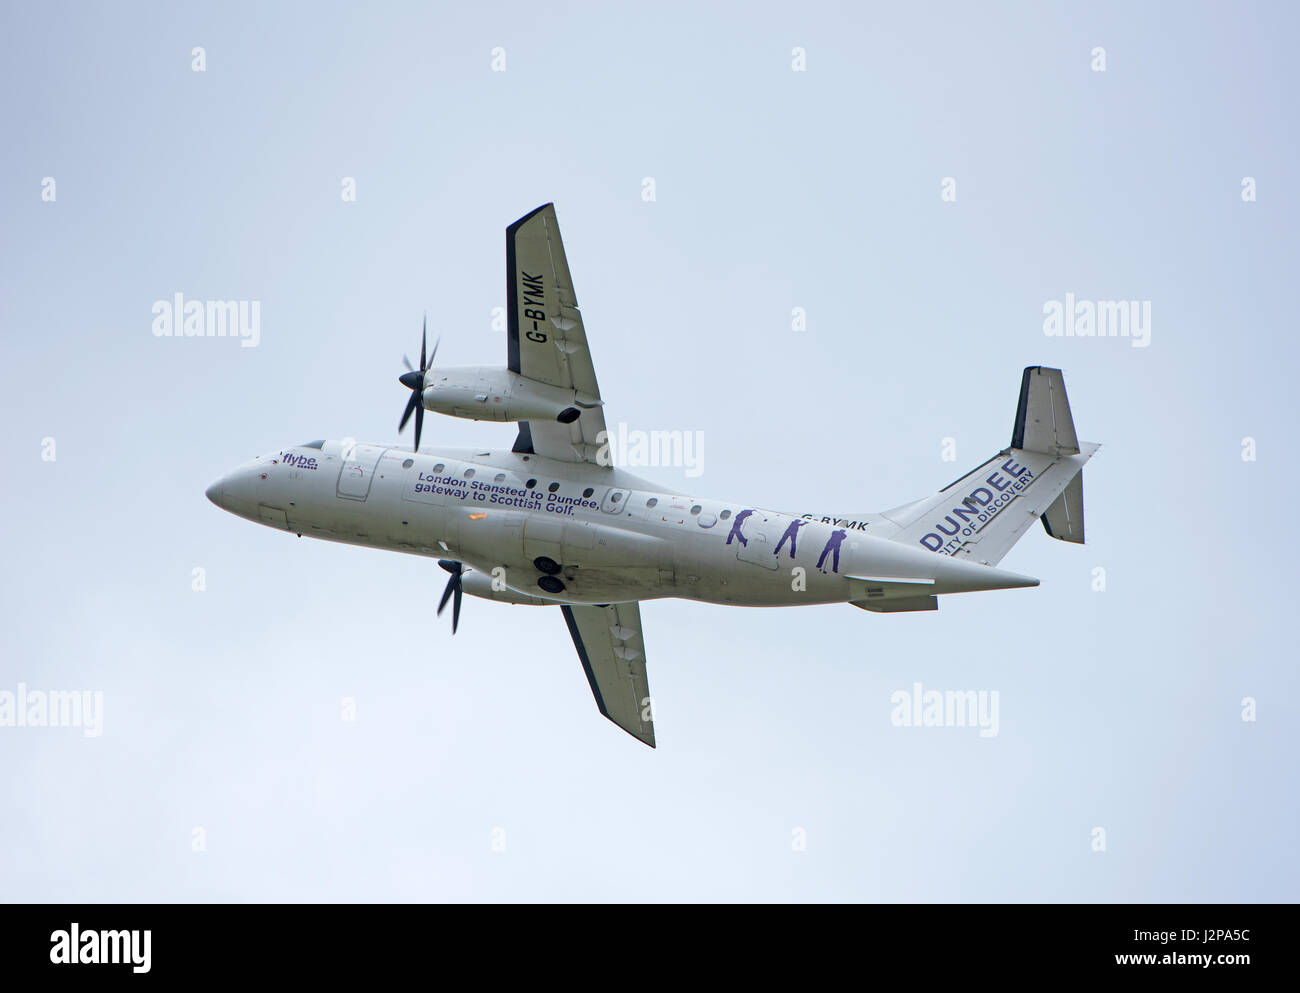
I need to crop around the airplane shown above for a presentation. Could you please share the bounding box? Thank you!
[206,203,1099,748]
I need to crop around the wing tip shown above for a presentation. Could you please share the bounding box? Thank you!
[507,202,554,234]
[622,722,656,748]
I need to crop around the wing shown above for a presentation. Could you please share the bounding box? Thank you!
[506,203,609,465]
[561,603,655,747]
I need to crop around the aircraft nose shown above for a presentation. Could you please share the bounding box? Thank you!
[205,478,225,508]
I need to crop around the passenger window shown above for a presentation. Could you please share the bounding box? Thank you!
[646,497,658,508]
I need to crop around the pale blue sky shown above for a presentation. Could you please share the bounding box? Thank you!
[1,0,1296,901]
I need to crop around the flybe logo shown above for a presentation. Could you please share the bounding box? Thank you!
[279,452,319,470]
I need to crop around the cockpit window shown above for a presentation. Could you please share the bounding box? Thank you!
[299,440,325,450]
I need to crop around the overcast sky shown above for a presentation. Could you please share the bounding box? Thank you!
[1,0,1296,901]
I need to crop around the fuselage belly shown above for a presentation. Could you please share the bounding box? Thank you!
[209,441,898,608]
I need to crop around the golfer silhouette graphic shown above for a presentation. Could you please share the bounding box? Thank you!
[774,519,807,559]
[816,528,847,573]
[726,509,754,547]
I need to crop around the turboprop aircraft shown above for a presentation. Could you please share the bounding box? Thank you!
[206,203,1099,747]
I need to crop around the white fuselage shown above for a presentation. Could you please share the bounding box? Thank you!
[206,440,1032,607]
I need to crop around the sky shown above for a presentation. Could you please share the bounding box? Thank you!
[1,0,1296,902]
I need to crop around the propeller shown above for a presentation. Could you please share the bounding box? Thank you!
[398,314,439,452]
[437,559,464,634]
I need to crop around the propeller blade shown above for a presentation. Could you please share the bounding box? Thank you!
[399,390,420,432]
[438,571,456,616]
[399,314,432,452]
[436,560,464,634]
[427,336,440,368]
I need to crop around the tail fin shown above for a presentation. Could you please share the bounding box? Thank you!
[882,367,1098,566]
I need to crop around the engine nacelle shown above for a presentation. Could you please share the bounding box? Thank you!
[459,567,553,605]
[421,366,597,424]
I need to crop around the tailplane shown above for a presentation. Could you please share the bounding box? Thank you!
[881,367,1098,567]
